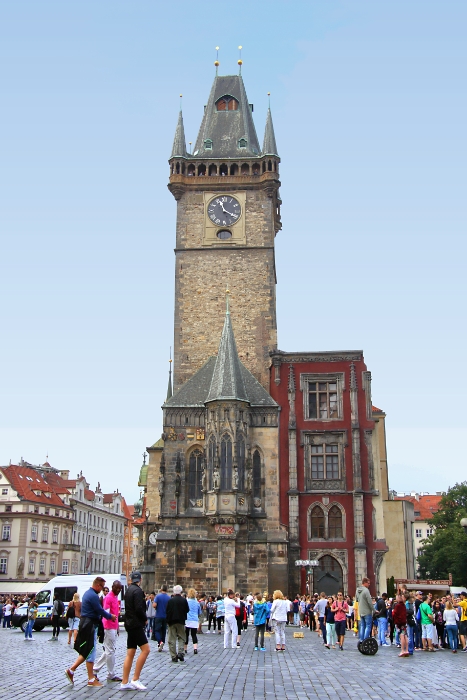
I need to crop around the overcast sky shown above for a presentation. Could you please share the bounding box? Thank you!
[1,1,466,505]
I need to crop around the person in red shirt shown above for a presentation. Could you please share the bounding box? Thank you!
[93,580,122,681]
[392,594,409,658]
[331,591,349,650]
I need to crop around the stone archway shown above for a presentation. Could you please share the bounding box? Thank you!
[315,554,343,596]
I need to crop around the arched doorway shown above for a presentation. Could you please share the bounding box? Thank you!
[315,555,343,596]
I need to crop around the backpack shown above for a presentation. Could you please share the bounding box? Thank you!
[66,603,75,619]
[57,599,65,616]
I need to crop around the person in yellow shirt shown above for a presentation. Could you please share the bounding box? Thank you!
[458,591,467,651]
[353,600,359,635]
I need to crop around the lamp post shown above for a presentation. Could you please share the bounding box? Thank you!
[460,518,467,535]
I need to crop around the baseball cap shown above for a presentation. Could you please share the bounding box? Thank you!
[416,590,423,595]
[131,571,142,583]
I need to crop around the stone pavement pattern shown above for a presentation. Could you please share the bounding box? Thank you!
[0,626,465,699]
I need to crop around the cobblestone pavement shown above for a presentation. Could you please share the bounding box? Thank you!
[1,624,466,699]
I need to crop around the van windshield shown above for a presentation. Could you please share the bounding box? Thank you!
[35,590,51,605]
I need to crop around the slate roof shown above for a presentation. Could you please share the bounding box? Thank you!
[193,75,261,159]
[263,107,278,156]
[171,110,187,158]
[164,309,277,409]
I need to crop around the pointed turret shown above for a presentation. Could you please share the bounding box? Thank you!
[206,296,248,403]
[170,110,187,158]
[193,75,261,158]
[262,107,278,156]
[166,357,173,401]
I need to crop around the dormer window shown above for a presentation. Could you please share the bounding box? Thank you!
[204,139,212,150]
[238,138,247,149]
[216,96,239,111]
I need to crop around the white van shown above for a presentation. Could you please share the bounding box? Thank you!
[11,573,127,633]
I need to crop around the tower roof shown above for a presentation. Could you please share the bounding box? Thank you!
[263,107,278,156]
[170,110,187,158]
[206,304,248,403]
[193,75,261,159]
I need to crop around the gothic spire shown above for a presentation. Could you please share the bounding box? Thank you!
[170,110,187,158]
[262,107,278,156]
[206,295,248,403]
[166,353,173,401]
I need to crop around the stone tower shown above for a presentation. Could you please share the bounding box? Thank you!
[168,74,281,392]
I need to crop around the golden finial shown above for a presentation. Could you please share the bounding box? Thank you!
[215,46,220,74]
[179,94,183,110]
[238,45,243,74]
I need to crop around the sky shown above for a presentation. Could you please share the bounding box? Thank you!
[1,1,466,505]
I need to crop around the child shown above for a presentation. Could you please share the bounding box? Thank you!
[253,593,268,651]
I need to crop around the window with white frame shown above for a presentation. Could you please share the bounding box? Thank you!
[28,558,35,574]
[426,528,433,537]
[39,558,46,574]
[1,488,8,495]
[2,525,11,541]
[62,559,69,573]
[52,528,58,543]
[301,373,344,421]
[0,557,7,574]
[42,526,48,543]
[415,528,422,538]
[31,525,38,541]
[50,558,56,574]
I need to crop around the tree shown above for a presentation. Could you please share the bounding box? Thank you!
[417,482,467,585]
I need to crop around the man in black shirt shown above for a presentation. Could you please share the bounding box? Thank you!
[120,571,150,690]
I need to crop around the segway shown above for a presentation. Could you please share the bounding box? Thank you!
[357,637,378,655]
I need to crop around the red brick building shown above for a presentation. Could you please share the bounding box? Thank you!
[270,350,389,596]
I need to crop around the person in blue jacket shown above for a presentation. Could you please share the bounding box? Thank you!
[253,594,269,651]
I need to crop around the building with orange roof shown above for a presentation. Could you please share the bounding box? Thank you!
[394,493,442,573]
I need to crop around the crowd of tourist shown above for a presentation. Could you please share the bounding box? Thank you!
[2,576,467,690]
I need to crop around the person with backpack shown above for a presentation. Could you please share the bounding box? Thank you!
[375,593,390,647]
[331,591,349,651]
[392,594,410,657]
[49,593,64,641]
[67,593,81,645]
[235,593,246,647]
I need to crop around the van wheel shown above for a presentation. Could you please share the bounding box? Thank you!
[19,618,28,633]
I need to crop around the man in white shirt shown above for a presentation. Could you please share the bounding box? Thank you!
[314,592,328,645]
[223,589,240,649]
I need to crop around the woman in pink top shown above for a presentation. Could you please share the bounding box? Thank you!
[331,591,349,650]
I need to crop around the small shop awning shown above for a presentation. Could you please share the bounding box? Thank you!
[0,581,44,595]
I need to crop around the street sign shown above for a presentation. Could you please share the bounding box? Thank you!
[295,559,319,567]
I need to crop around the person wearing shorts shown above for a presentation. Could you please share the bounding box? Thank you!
[120,571,150,690]
[393,594,409,657]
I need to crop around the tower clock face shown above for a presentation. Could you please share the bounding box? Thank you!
[207,196,241,227]
[148,531,158,545]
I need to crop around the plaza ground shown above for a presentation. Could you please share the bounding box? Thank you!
[0,623,465,699]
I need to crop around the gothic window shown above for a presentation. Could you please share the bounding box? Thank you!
[216,96,239,111]
[187,449,204,505]
[208,437,216,491]
[310,505,325,539]
[328,505,343,539]
[237,434,245,491]
[220,434,232,490]
[252,449,261,499]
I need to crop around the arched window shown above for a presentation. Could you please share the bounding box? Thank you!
[197,163,206,176]
[208,163,217,176]
[208,437,216,491]
[241,163,250,175]
[238,138,247,149]
[268,160,272,171]
[175,162,180,174]
[204,139,213,150]
[252,163,260,175]
[187,164,195,176]
[237,434,245,491]
[252,450,261,499]
[219,163,228,176]
[328,505,343,539]
[230,163,238,176]
[220,434,232,490]
[216,96,239,111]
[310,506,325,539]
[187,449,204,505]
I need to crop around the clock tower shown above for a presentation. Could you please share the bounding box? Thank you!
[168,73,281,392]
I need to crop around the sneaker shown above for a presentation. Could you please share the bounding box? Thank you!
[260,647,266,652]
[65,669,74,685]
[462,647,467,652]
[87,679,103,687]
[109,676,123,682]
[119,682,135,689]
[131,680,147,690]
[194,649,198,654]
[254,646,259,651]
[237,642,240,647]
[177,654,185,662]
